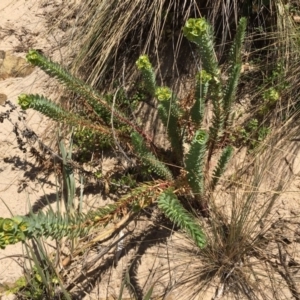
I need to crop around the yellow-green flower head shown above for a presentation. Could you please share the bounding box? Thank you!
[183,18,208,41]
[1,219,17,233]
[196,70,212,84]
[18,222,28,232]
[136,55,152,70]
[18,94,31,110]
[26,49,40,64]
[194,130,208,144]
[263,88,279,103]
[155,87,172,101]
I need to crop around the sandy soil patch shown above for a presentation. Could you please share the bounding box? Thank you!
[0,0,68,291]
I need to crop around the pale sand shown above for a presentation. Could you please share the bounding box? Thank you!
[0,0,65,289]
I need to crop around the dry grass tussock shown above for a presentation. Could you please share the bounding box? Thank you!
[55,1,298,87]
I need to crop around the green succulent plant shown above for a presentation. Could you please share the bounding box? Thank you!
[0,17,247,254]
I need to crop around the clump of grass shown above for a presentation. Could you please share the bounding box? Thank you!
[59,1,298,90]
[146,136,298,299]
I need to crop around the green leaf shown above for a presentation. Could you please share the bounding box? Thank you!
[183,18,219,78]
[136,55,156,96]
[223,17,247,123]
[190,70,211,125]
[185,130,208,196]
[143,284,154,300]
[210,146,233,191]
[131,132,173,181]
[156,87,183,160]
[158,189,206,248]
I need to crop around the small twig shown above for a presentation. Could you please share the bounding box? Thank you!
[277,243,300,300]
[213,266,235,300]
[213,282,225,300]
[82,230,130,272]
[111,88,134,166]
[62,213,136,267]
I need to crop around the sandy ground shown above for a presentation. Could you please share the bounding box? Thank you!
[0,1,300,299]
[0,0,68,292]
